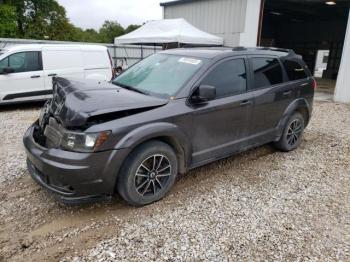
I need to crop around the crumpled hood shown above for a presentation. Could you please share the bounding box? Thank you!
[50,77,168,128]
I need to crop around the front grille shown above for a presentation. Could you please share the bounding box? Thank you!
[44,117,65,148]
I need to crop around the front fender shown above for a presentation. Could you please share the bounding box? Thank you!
[114,122,192,172]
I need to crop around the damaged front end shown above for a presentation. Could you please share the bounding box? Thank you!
[34,77,169,152]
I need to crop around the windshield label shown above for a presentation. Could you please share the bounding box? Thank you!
[178,57,202,65]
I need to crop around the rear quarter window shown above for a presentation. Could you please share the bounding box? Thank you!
[283,60,308,81]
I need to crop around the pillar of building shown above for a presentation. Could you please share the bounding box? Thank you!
[239,0,262,47]
[334,9,350,103]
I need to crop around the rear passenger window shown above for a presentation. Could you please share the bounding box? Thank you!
[283,60,308,81]
[201,59,247,98]
[251,57,283,89]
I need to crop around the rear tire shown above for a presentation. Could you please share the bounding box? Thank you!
[274,112,305,152]
[117,141,178,206]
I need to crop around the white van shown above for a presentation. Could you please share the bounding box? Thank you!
[0,44,114,104]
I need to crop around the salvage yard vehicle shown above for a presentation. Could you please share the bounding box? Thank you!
[23,47,315,206]
[0,44,113,105]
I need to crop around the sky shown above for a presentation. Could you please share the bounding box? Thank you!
[56,0,164,30]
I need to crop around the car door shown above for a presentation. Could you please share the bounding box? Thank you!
[247,56,294,139]
[0,51,46,103]
[189,57,254,164]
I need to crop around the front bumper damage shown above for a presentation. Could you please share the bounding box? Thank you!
[23,123,129,204]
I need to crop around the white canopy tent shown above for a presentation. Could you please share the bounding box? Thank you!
[114,18,224,46]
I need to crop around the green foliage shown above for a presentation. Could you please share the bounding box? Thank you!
[0,0,141,43]
[99,20,125,43]
[0,4,17,37]
[125,24,141,34]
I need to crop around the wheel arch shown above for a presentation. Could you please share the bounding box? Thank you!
[115,122,191,175]
[276,98,312,137]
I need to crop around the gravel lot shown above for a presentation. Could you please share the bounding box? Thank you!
[0,101,349,261]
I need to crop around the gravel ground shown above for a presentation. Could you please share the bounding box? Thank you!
[0,100,349,261]
[0,105,40,184]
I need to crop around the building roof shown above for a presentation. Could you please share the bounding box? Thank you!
[160,0,350,7]
[160,0,198,7]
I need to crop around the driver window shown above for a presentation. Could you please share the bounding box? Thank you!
[0,57,9,74]
[9,52,26,72]
[201,58,247,98]
[7,52,42,73]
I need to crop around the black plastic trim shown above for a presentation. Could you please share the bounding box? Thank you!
[3,89,52,100]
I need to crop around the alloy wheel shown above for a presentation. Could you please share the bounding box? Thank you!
[134,154,172,196]
[286,119,303,146]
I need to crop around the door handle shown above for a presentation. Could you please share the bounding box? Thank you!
[30,75,40,78]
[282,90,292,96]
[239,100,252,107]
[48,73,57,77]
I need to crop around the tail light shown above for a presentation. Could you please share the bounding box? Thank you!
[312,78,317,89]
[107,50,115,79]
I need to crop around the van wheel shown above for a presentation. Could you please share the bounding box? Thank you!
[117,141,178,206]
[274,112,305,152]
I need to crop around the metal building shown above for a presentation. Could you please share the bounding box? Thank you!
[161,0,261,47]
[161,0,350,103]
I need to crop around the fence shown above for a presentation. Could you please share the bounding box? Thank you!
[0,38,161,68]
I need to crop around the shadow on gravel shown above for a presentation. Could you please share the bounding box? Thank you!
[0,101,45,112]
[49,144,277,214]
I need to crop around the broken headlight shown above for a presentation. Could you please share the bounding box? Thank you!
[60,131,111,152]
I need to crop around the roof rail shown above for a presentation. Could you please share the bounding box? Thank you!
[257,46,295,54]
[232,46,247,51]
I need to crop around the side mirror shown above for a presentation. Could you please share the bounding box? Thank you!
[191,84,216,104]
[2,67,15,74]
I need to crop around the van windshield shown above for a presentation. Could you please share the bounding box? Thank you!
[0,50,8,56]
[112,53,206,98]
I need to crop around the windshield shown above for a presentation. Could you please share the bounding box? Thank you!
[112,53,206,98]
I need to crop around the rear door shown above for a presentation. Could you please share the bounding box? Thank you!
[281,58,313,100]
[42,46,84,90]
[247,56,293,138]
[0,51,46,103]
[190,57,254,164]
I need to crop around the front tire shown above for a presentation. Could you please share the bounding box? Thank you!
[274,112,305,152]
[117,141,178,206]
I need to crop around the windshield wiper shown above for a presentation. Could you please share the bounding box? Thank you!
[114,82,149,96]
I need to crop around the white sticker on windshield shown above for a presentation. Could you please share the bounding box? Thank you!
[178,57,202,65]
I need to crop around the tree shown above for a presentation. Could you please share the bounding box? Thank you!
[0,4,17,37]
[3,0,75,40]
[99,20,125,43]
[0,0,143,43]
[125,24,140,34]
[82,29,102,43]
